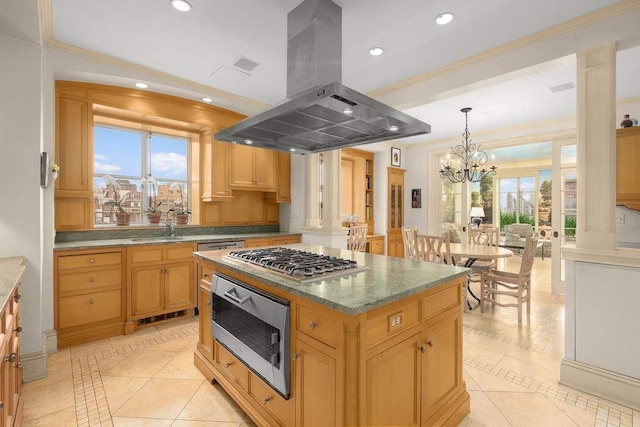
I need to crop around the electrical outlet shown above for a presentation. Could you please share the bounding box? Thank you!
[616,213,625,224]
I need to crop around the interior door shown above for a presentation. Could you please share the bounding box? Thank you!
[551,139,577,294]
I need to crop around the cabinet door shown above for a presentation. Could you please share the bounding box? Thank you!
[57,97,90,191]
[295,339,336,426]
[230,144,257,188]
[198,284,213,362]
[164,261,195,310]
[387,231,404,258]
[422,312,461,423]
[1,334,12,427]
[212,140,231,198]
[130,265,164,318]
[254,148,277,190]
[365,332,422,426]
[617,129,640,200]
[276,151,292,202]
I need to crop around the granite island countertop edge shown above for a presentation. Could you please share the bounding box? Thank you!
[0,257,25,316]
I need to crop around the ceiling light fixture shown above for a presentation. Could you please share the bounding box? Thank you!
[201,97,213,103]
[343,107,354,115]
[369,47,384,56]
[244,139,253,145]
[435,12,454,25]
[135,82,148,89]
[290,148,296,152]
[170,0,192,12]
[439,107,497,184]
[389,125,399,132]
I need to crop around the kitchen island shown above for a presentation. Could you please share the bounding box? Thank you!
[194,245,470,426]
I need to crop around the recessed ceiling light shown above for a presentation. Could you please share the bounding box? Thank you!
[244,139,253,145]
[201,97,213,103]
[343,107,354,115]
[435,12,454,25]
[135,82,148,89]
[369,47,384,56]
[170,0,192,12]
[290,148,296,152]
[389,125,399,132]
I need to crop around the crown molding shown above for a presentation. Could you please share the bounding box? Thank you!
[369,0,640,99]
[38,0,267,114]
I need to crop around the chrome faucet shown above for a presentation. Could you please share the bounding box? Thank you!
[166,221,176,237]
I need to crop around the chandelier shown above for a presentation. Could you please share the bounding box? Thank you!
[439,107,497,183]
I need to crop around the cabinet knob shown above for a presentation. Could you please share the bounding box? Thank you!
[292,353,298,360]
[90,299,95,304]
[206,300,211,306]
[419,345,426,353]
[89,258,95,264]
[5,353,16,363]
[89,277,96,283]
[225,361,233,368]
[203,273,209,279]
[309,321,316,330]
[262,397,271,404]
[427,340,434,347]
[14,293,21,301]
[14,326,22,333]
[0,401,3,410]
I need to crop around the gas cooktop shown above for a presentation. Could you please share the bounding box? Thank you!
[225,247,368,282]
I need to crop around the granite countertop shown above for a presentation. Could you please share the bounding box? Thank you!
[54,231,301,251]
[195,244,469,316]
[0,257,25,315]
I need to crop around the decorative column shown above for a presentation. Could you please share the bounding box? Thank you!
[304,154,321,228]
[575,44,617,250]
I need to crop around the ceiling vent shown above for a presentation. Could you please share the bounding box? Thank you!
[233,57,259,72]
[549,82,575,93]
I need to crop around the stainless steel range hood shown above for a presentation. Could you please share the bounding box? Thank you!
[215,0,431,155]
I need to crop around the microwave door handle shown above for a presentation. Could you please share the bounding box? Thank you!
[223,290,251,305]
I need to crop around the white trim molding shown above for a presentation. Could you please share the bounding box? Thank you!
[21,351,47,383]
[561,358,640,411]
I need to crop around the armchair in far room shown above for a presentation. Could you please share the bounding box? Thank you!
[503,223,535,245]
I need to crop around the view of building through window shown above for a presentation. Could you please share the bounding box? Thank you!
[93,125,189,226]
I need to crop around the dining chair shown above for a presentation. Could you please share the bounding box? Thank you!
[479,235,539,323]
[416,233,453,264]
[464,227,500,273]
[347,224,368,252]
[401,226,419,259]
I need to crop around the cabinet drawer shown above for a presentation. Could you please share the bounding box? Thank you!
[216,342,249,391]
[58,289,122,329]
[270,236,300,246]
[58,252,121,270]
[58,267,122,294]
[245,238,271,248]
[366,300,420,348]
[249,372,293,426]
[296,305,338,347]
[200,264,214,284]
[423,284,460,320]
[166,244,195,261]
[129,247,164,264]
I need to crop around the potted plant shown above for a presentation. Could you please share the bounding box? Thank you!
[145,200,164,224]
[169,182,190,224]
[103,175,130,226]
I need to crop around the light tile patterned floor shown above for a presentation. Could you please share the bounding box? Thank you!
[21,257,640,426]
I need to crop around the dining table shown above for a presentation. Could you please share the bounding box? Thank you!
[447,243,514,309]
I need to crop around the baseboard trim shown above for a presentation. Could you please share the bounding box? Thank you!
[21,351,47,382]
[44,329,58,354]
[560,358,640,410]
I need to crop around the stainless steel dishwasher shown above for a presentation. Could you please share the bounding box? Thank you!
[195,240,246,314]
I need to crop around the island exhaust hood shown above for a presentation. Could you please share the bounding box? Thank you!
[214,0,431,155]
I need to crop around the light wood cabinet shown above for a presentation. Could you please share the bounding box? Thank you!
[245,235,301,248]
[617,127,640,210]
[388,167,405,257]
[197,279,214,363]
[366,235,385,255]
[201,134,233,202]
[341,148,375,235]
[127,243,196,331]
[1,265,23,427]
[230,144,277,191]
[274,152,292,203]
[193,260,469,426]
[54,248,126,347]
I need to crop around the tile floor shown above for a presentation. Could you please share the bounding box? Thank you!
[21,257,640,426]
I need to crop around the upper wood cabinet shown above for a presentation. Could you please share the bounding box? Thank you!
[617,127,640,210]
[276,151,292,202]
[341,148,375,234]
[387,167,405,257]
[230,144,277,191]
[201,134,233,202]
[57,96,90,191]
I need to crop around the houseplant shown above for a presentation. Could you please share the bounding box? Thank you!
[145,200,164,224]
[103,175,130,226]
[141,174,162,224]
[169,182,190,224]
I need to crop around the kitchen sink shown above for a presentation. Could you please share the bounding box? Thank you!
[130,236,184,242]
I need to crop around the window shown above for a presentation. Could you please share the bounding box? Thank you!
[93,125,189,226]
[498,176,536,229]
[441,179,462,242]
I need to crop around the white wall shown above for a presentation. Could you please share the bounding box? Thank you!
[0,34,44,357]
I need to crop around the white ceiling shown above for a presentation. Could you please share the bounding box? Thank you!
[2,0,640,149]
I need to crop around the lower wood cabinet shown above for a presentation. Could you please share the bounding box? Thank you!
[387,230,404,257]
[366,235,384,255]
[54,248,126,347]
[193,262,469,426]
[1,268,23,427]
[245,235,301,248]
[127,243,196,332]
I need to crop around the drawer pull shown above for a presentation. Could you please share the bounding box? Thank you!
[419,345,426,353]
[89,277,96,283]
[206,300,211,306]
[427,340,434,347]
[309,321,317,330]
[90,299,95,304]
[14,326,22,333]
[89,258,95,264]
[203,273,209,279]
[262,397,271,404]
[292,353,298,360]
[5,353,16,363]
[225,361,233,368]
[14,293,21,301]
